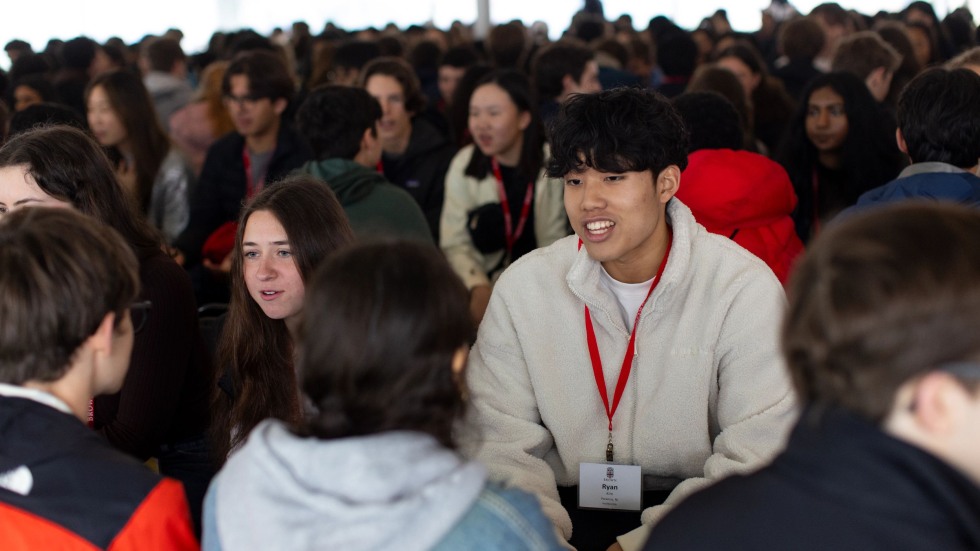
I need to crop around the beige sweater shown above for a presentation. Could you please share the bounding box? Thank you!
[440,145,568,290]
[464,199,798,546]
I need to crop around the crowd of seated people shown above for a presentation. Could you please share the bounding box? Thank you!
[0,1,979,549]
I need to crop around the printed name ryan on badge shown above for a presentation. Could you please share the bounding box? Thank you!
[578,462,642,511]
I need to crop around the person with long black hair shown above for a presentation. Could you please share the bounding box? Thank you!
[440,69,567,324]
[776,72,905,243]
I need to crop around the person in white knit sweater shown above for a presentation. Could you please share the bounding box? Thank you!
[464,87,798,551]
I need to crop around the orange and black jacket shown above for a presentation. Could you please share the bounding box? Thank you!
[0,396,199,550]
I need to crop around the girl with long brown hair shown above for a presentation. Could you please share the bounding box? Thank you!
[209,174,354,463]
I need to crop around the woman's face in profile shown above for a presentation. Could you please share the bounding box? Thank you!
[805,86,849,154]
[0,164,72,215]
[241,209,305,323]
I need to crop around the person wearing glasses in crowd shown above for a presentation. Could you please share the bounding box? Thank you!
[0,125,214,535]
[175,49,312,304]
[645,202,980,550]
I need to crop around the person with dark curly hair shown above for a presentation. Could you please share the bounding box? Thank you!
[465,87,795,551]
[295,84,432,244]
[204,240,565,551]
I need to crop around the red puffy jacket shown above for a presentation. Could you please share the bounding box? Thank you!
[677,149,804,284]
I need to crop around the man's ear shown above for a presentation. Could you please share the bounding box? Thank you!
[896,127,909,155]
[560,73,577,99]
[518,109,531,131]
[272,97,288,117]
[908,371,964,435]
[360,127,376,152]
[656,165,681,204]
[86,312,117,359]
[865,67,890,101]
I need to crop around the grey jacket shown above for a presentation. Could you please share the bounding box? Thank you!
[203,421,563,550]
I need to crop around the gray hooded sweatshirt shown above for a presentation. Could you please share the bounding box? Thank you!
[206,420,487,550]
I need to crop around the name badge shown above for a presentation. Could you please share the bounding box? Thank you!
[578,462,642,511]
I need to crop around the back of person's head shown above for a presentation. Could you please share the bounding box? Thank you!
[593,38,630,69]
[4,39,32,57]
[673,91,743,152]
[197,61,235,136]
[225,30,277,57]
[946,45,980,72]
[143,37,185,72]
[0,125,159,253]
[487,22,527,69]
[831,31,901,80]
[780,17,825,61]
[440,45,479,69]
[8,103,85,137]
[783,202,980,423]
[298,240,472,448]
[656,29,698,78]
[547,87,689,178]
[942,10,976,54]
[687,64,753,135]
[223,49,295,104]
[332,39,382,72]
[377,35,405,59]
[0,207,138,385]
[570,12,607,43]
[897,67,980,167]
[407,40,441,72]
[810,2,849,27]
[60,36,99,71]
[296,84,381,161]
[531,40,594,100]
[8,53,50,82]
[714,41,769,79]
[360,56,426,114]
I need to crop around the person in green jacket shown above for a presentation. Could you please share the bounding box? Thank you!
[295,85,433,245]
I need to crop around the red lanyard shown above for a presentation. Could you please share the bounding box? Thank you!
[243,145,266,198]
[582,232,672,461]
[491,158,534,255]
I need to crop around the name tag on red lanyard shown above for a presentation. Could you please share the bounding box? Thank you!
[575,231,672,512]
[579,462,642,511]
